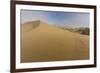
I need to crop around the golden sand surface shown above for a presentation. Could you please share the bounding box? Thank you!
[21,21,89,63]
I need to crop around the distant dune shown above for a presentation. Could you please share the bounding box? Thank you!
[21,20,89,63]
[60,27,89,35]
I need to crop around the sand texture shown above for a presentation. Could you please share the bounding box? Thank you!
[21,21,89,63]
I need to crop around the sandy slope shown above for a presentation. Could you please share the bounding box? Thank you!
[21,21,89,63]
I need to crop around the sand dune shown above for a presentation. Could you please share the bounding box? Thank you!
[21,20,89,63]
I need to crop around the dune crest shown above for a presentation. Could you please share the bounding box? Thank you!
[21,20,89,63]
[21,20,40,32]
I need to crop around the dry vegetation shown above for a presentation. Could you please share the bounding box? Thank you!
[21,20,89,63]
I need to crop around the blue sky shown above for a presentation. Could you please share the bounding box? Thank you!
[21,10,90,27]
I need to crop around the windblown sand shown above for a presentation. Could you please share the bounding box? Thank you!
[21,21,89,63]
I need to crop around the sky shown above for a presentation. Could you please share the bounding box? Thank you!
[21,10,90,27]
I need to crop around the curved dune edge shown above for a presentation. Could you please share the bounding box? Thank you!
[21,21,89,63]
[21,20,40,32]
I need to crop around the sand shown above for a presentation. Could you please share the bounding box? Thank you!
[21,21,89,63]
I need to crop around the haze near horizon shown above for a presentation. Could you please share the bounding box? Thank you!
[21,10,90,28]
